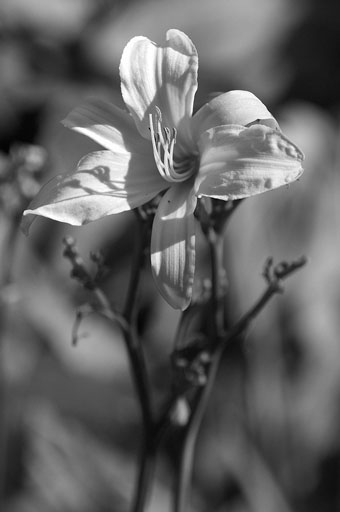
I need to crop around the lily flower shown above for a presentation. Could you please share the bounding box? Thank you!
[23,29,304,310]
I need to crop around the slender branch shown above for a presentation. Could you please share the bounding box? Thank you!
[207,229,226,342]
[121,214,153,429]
[223,256,307,348]
[122,213,158,512]
[173,255,307,512]
[173,308,195,352]
[174,201,229,512]
[63,228,154,512]
[63,233,153,430]
[123,216,149,322]
[0,219,20,510]
[131,437,156,512]
[124,326,153,433]
[174,344,223,512]
[174,229,225,512]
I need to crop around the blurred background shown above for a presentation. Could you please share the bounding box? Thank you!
[1,0,340,511]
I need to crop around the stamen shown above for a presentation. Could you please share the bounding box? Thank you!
[149,108,195,183]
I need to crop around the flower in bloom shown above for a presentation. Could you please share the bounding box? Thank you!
[23,29,304,310]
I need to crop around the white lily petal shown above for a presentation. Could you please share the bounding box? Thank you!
[120,29,198,148]
[196,124,304,200]
[22,150,166,233]
[62,98,149,154]
[151,181,197,310]
[192,90,279,141]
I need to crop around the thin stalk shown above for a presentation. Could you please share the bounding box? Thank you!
[173,308,195,352]
[207,229,225,340]
[131,439,156,512]
[174,345,224,512]
[223,256,307,349]
[122,216,155,512]
[173,253,307,512]
[123,325,153,433]
[124,218,149,322]
[173,274,287,512]
[0,318,7,512]
[174,228,226,512]
[121,217,153,430]
[66,219,155,512]
[0,219,19,509]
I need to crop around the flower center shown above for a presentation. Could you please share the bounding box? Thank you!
[149,107,196,183]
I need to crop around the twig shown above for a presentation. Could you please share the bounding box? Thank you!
[123,213,149,322]
[207,229,226,343]
[131,437,156,512]
[173,255,307,512]
[223,256,307,347]
[122,213,155,512]
[174,343,223,512]
[121,212,153,429]
[0,220,20,510]
[173,199,231,512]
[63,216,155,512]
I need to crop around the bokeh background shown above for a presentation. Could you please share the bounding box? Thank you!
[1,0,340,511]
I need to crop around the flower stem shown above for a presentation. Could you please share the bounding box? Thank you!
[121,215,155,512]
[174,255,307,512]
[64,217,156,512]
[0,219,19,510]
[223,256,307,348]
[131,438,156,512]
[123,218,148,322]
[207,229,226,341]
[174,344,223,512]
[174,226,226,512]
[123,324,153,434]
[121,216,153,430]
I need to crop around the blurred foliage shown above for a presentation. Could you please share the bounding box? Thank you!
[1,0,340,511]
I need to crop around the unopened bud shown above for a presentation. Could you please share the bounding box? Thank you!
[170,397,191,427]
